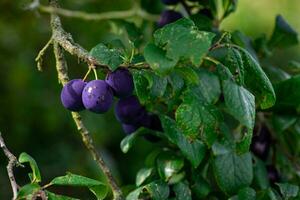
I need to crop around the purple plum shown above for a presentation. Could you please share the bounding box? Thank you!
[158,10,183,27]
[115,95,146,124]
[82,80,114,113]
[60,79,86,111]
[141,113,163,132]
[105,68,134,98]
[122,123,140,134]
[161,0,180,5]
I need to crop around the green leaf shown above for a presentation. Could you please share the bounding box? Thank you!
[144,43,177,74]
[126,187,143,200]
[160,115,207,168]
[253,158,270,190]
[126,180,170,200]
[173,182,192,200]
[144,180,170,200]
[17,183,40,200]
[133,70,149,104]
[154,18,215,67]
[136,168,153,186]
[237,187,256,200]
[223,79,255,129]
[176,88,220,145]
[46,191,79,200]
[213,151,253,195]
[272,115,297,133]
[195,69,221,104]
[191,174,211,199]
[89,43,123,71]
[174,67,199,85]
[239,48,276,109]
[143,71,168,99]
[120,129,141,153]
[157,152,184,181]
[263,65,291,84]
[274,75,300,112]
[18,152,41,183]
[269,15,299,48]
[50,173,107,200]
[276,183,299,199]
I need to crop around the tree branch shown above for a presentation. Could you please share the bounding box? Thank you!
[0,132,19,200]
[39,4,159,22]
[51,1,123,199]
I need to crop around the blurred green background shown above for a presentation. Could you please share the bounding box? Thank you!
[0,0,299,199]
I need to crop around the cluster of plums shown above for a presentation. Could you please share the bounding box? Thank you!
[250,125,280,184]
[158,0,183,27]
[60,68,162,135]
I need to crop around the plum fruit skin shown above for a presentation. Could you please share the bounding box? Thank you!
[82,80,114,113]
[161,0,180,5]
[140,113,163,132]
[158,10,183,27]
[267,165,280,184]
[60,79,86,111]
[115,95,146,124]
[105,68,134,98]
[122,123,140,134]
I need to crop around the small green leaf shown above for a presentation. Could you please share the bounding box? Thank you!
[239,48,276,109]
[174,67,199,85]
[173,182,192,200]
[144,180,170,200]
[272,114,297,133]
[18,152,41,183]
[253,158,270,190]
[156,152,184,181]
[126,187,143,200]
[17,183,41,200]
[120,130,141,153]
[176,88,220,145]
[276,183,299,199]
[136,168,153,186]
[196,68,221,104]
[213,151,253,195]
[237,187,256,200]
[89,43,123,71]
[269,15,299,48]
[191,174,211,199]
[46,191,79,200]
[133,70,149,104]
[144,43,177,74]
[160,115,207,168]
[50,173,107,200]
[274,75,300,112]
[154,18,215,66]
[223,79,255,129]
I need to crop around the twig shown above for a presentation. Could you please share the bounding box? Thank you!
[39,5,159,22]
[46,1,149,71]
[35,38,53,71]
[50,1,123,199]
[0,132,19,200]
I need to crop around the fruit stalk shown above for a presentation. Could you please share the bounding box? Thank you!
[51,1,123,199]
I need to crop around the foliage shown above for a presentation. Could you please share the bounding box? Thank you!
[1,0,300,199]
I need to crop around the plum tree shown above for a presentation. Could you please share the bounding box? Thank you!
[161,0,180,5]
[157,10,182,27]
[115,95,146,124]
[105,68,134,98]
[60,79,86,111]
[82,80,114,113]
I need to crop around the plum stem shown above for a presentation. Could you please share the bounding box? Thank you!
[93,68,98,80]
[82,67,92,81]
[50,1,124,199]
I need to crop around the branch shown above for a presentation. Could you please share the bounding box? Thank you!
[50,1,123,199]
[39,5,159,22]
[0,132,19,200]
[46,1,149,71]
